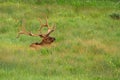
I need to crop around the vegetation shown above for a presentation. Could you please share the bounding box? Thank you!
[0,0,120,80]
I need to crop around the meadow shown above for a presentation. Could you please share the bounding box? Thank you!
[0,0,120,80]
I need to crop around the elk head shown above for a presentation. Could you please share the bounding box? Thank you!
[17,17,56,48]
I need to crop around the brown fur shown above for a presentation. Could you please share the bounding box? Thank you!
[30,36,55,48]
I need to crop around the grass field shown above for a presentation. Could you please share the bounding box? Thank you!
[0,0,120,80]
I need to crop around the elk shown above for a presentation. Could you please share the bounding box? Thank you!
[17,18,56,48]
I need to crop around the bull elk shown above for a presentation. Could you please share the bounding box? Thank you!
[17,17,56,48]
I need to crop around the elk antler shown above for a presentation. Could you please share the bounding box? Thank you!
[17,19,42,38]
[17,18,56,38]
[46,24,56,37]
[38,16,50,33]
[17,18,56,47]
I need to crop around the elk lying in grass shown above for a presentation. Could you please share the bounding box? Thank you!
[17,18,56,48]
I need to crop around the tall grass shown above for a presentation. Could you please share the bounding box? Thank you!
[0,0,120,8]
[0,1,120,80]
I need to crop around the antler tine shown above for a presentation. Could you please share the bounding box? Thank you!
[38,18,42,24]
[53,24,56,30]
[22,19,27,31]
[17,19,26,38]
[46,24,56,37]
[38,16,50,33]
[38,18,43,32]
[45,16,49,27]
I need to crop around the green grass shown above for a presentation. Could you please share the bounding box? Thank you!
[0,1,120,80]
